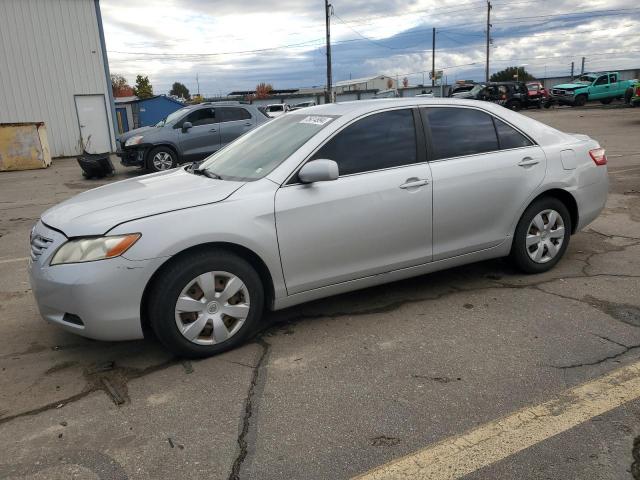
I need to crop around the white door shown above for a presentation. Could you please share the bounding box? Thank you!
[75,95,111,154]
[275,108,433,295]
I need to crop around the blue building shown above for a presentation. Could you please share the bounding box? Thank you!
[114,95,185,134]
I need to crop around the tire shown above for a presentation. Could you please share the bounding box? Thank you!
[573,94,587,107]
[510,197,572,274]
[147,146,177,172]
[148,250,264,358]
[505,100,521,111]
[600,98,613,105]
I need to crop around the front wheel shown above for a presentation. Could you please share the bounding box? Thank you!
[573,95,587,107]
[510,197,571,274]
[147,146,177,172]
[148,250,264,358]
[505,100,521,111]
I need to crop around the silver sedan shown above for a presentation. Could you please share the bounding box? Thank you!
[29,98,608,357]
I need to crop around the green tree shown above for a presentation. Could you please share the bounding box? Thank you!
[169,81,190,100]
[133,75,154,99]
[490,66,535,82]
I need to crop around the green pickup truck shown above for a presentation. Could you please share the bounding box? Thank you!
[548,72,638,107]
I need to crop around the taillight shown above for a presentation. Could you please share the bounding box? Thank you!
[635,86,640,96]
[589,147,607,166]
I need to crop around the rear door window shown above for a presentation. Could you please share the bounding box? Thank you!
[494,118,533,149]
[311,109,418,176]
[422,107,499,160]
[218,107,252,123]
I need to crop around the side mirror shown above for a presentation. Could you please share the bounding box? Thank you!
[182,121,192,132]
[298,159,339,184]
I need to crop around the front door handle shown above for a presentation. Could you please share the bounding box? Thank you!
[518,157,540,167]
[209,128,217,132]
[244,122,252,126]
[399,178,429,189]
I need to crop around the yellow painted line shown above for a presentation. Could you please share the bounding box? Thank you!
[354,360,640,480]
[0,257,28,265]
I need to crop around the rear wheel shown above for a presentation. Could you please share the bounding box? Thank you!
[148,250,264,358]
[147,146,177,172]
[510,197,571,274]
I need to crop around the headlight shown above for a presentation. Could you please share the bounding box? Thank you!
[125,135,144,147]
[50,234,141,266]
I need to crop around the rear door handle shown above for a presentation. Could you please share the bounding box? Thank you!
[244,122,252,126]
[209,128,217,132]
[518,157,540,167]
[399,178,429,189]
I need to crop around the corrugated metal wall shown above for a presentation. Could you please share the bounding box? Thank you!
[0,0,115,157]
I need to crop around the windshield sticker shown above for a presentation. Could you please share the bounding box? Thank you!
[299,116,333,126]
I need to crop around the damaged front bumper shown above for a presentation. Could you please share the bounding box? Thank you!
[117,147,147,167]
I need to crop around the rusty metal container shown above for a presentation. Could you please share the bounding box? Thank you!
[0,122,52,171]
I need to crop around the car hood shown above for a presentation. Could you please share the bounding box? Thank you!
[42,168,245,237]
[552,83,587,90]
[118,126,156,144]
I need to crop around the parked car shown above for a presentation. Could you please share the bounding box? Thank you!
[117,102,269,172]
[526,81,548,107]
[289,101,317,111]
[548,72,638,107]
[30,98,608,357]
[448,82,476,97]
[265,104,289,117]
[452,82,531,110]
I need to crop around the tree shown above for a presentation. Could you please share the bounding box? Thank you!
[402,77,409,88]
[133,75,154,99]
[254,82,273,99]
[490,66,535,82]
[169,81,190,100]
[110,73,133,97]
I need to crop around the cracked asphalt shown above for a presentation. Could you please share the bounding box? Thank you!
[1,107,640,479]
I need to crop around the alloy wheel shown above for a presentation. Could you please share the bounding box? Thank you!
[152,151,174,170]
[174,271,250,345]
[525,209,565,264]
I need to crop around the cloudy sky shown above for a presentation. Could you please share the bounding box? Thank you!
[101,0,640,96]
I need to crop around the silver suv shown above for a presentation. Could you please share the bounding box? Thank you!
[117,102,269,172]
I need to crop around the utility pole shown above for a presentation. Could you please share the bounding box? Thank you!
[196,73,200,96]
[325,0,333,103]
[580,56,585,76]
[570,61,574,79]
[432,27,436,88]
[485,1,492,82]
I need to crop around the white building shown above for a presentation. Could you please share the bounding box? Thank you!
[334,75,397,94]
[0,0,116,157]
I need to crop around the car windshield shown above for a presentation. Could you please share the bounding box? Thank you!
[469,84,485,95]
[576,75,596,84]
[198,114,338,182]
[155,107,190,127]
[527,85,539,91]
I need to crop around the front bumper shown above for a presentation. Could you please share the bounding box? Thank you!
[549,93,577,105]
[28,221,167,341]
[117,147,146,167]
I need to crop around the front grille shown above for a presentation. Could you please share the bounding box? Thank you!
[552,89,566,95]
[30,234,53,261]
